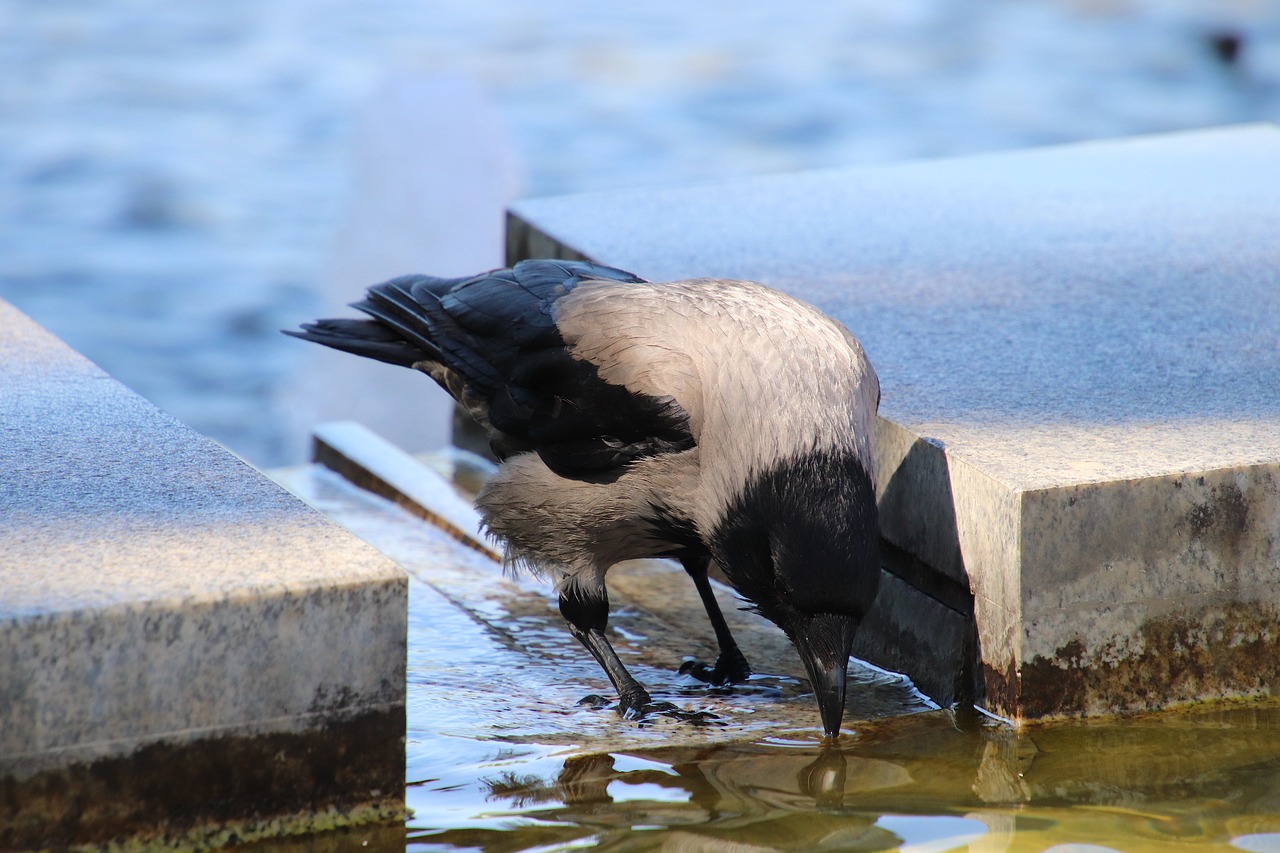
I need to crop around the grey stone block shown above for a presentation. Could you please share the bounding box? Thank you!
[0,299,408,848]
[506,124,1280,720]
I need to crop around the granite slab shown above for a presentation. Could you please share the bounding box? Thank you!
[309,421,503,562]
[506,124,1280,720]
[0,299,408,849]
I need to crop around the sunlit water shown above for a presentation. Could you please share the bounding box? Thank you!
[400,568,1280,853]
[400,654,1280,853]
[267,468,1280,853]
[407,575,1280,852]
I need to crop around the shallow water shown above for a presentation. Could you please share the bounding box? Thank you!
[270,467,1280,853]
[404,706,1280,852]
[398,557,1280,853]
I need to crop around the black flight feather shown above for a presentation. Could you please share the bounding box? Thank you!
[285,259,695,478]
[283,319,424,368]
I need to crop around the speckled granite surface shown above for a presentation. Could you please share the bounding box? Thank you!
[508,125,1280,720]
[0,299,407,845]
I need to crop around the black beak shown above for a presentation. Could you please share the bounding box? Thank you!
[794,613,857,739]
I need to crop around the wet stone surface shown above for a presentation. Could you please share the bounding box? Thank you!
[1,708,404,852]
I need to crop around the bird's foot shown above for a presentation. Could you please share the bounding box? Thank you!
[678,649,752,686]
[629,701,722,727]
[615,685,655,720]
[621,699,673,720]
[580,692,722,727]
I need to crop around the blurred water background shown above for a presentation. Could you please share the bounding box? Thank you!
[2,0,1278,466]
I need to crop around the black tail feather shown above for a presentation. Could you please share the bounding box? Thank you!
[352,275,451,362]
[282,319,428,368]
[283,260,693,478]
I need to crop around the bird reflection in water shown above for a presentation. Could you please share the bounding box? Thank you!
[473,743,908,850]
[413,707,1280,851]
[797,746,848,809]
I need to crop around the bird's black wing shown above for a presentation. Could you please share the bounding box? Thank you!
[287,259,696,478]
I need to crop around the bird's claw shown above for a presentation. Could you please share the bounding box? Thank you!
[629,700,722,727]
[678,659,723,683]
[678,653,751,686]
[622,699,676,720]
[660,706,723,727]
[586,696,721,727]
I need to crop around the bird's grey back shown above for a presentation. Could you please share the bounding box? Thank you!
[554,278,880,529]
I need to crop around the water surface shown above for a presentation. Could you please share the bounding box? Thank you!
[404,701,1280,852]
[273,467,1280,853]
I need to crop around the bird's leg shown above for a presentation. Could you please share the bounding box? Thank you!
[558,584,654,717]
[678,556,752,685]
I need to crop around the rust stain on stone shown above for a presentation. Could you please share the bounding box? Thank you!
[1021,603,1280,719]
[1184,479,1250,556]
[0,706,405,851]
[981,657,1020,720]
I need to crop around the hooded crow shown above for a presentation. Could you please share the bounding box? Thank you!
[286,259,881,738]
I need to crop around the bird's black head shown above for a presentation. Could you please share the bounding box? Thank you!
[710,447,880,738]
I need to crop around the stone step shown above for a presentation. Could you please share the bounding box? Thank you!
[505,124,1280,721]
[0,300,408,850]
